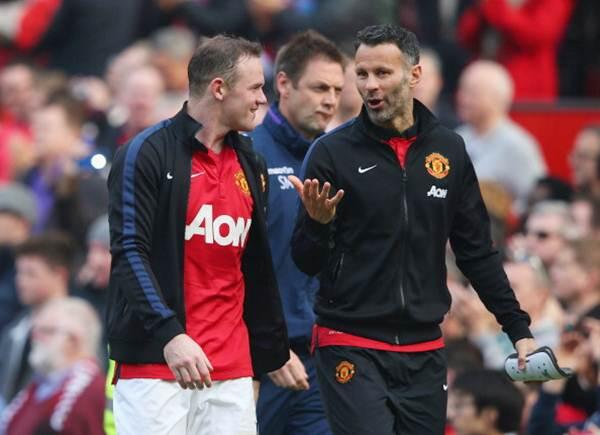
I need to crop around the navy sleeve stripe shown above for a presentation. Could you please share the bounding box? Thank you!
[122,120,173,318]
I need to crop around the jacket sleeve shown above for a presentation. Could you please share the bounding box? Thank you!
[107,138,184,340]
[449,144,532,345]
[291,140,337,276]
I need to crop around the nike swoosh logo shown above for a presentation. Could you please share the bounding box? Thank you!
[191,172,205,178]
[166,172,173,180]
[443,384,448,391]
[358,164,377,174]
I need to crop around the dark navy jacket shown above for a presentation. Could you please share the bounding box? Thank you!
[250,104,318,342]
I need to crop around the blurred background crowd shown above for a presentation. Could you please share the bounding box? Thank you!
[0,0,599,434]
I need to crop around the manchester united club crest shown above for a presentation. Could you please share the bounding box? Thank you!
[335,361,356,384]
[234,170,251,196]
[425,153,450,179]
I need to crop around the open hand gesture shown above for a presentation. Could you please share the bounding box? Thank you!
[288,176,344,224]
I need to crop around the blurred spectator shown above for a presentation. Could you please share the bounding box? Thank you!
[550,239,600,322]
[405,0,472,97]
[74,214,109,321]
[23,91,108,255]
[326,57,362,131]
[0,0,146,76]
[457,0,573,101]
[569,125,600,196]
[527,317,600,434]
[246,0,396,53]
[570,194,600,241]
[0,183,36,332]
[478,181,513,252]
[528,176,574,209]
[456,60,547,213]
[160,0,258,40]
[447,369,524,435]
[0,61,38,182]
[150,26,196,116]
[450,259,563,368]
[413,47,459,129]
[97,65,165,160]
[445,337,484,387]
[0,297,104,435]
[521,201,577,271]
[104,42,153,97]
[559,0,600,98]
[0,232,74,410]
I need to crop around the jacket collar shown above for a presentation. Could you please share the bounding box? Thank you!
[263,103,312,158]
[357,98,438,142]
[171,102,253,153]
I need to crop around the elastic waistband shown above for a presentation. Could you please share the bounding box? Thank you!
[311,324,445,354]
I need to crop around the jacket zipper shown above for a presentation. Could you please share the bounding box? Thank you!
[396,170,408,344]
[333,253,345,288]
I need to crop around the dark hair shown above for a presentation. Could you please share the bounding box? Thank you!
[354,24,420,66]
[275,30,344,89]
[44,90,86,131]
[188,34,262,97]
[452,369,524,432]
[16,232,75,272]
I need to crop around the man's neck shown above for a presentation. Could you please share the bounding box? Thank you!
[187,98,230,153]
[472,113,504,136]
[278,102,317,141]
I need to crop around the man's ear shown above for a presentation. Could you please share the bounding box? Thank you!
[209,77,227,101]
[480,406,499,429]
[275,71,292,100]
[409,64,422,89]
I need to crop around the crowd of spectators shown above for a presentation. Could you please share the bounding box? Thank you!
[0,0,599,434]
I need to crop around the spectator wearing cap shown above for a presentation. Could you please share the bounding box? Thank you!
[0,297,105,435]
[0,232,74,411]
[0,183,37,332]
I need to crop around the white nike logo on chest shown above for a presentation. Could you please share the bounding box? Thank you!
[358,164,377,174]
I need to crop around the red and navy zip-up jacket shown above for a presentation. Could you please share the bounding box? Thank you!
[106,104,289,375]
[291,99,532,346]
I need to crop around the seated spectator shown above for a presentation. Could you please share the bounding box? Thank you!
[0,183,36,332]
[456,60,547,214]
[457,0,573,101]
[0,232,74,410]
[413,47,459,129]
[447,369,525,435]
[0,297,105,435]
[569,125,600,197]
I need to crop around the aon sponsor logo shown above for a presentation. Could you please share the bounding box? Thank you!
[427,185,448,199]
[185,204,252,247]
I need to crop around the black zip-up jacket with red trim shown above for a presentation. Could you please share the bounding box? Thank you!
[291,100,532,345]
[106,105,289,374]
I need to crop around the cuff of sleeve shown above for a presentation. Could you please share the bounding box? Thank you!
[505,321,533,345]
[156,316,186,347]
[305,216,331,240]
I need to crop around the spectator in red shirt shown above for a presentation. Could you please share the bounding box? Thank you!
[458,0,573,101]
